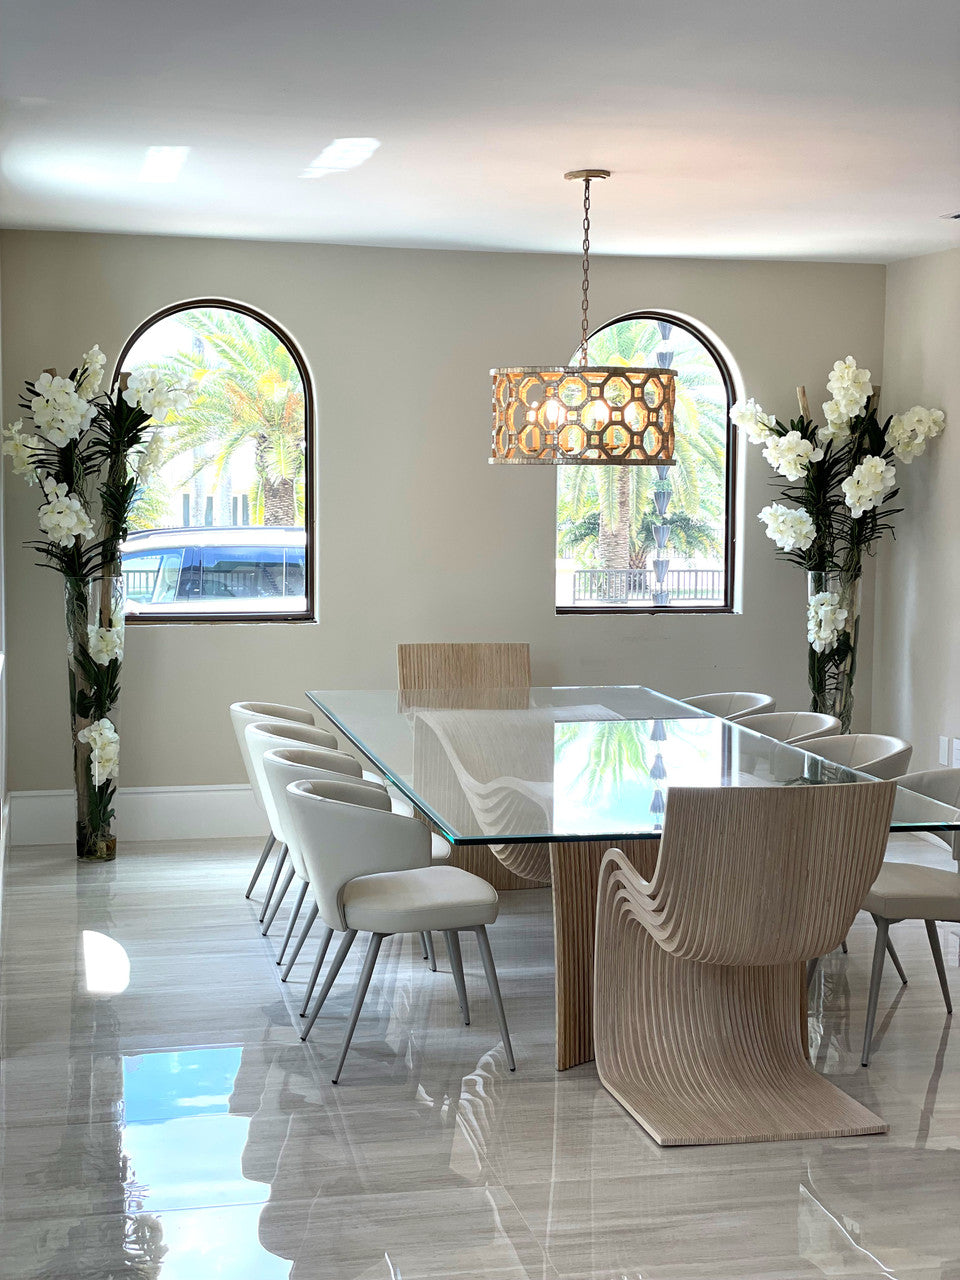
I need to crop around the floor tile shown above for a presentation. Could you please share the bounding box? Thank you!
[2,836,959,1279]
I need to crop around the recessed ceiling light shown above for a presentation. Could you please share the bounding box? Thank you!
[300,137,380,179]
[139,146,190,183]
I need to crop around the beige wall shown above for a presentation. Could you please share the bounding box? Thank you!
[1,230,886,791]
[873,247,960,770]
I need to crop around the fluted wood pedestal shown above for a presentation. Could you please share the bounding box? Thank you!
[549,838,658,1071]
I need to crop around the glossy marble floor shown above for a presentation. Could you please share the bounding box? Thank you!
[1,834,959,1280]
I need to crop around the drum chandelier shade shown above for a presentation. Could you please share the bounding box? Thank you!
[490,171,677,466]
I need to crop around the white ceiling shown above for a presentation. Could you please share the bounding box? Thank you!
[1,0,959,262]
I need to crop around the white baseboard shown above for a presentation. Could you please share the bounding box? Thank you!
[9,784,263,847]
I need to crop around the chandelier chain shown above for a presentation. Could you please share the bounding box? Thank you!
[579,178,592,367]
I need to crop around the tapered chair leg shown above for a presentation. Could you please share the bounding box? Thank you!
[276,880,309,964]
[299,925,334,1014]
[419,932,430,961]
[423,930,437,972]
[474,926,515,1071]
[301,929,358,1039]
[332,933,385,1083]
[444,930,470,1025]
[261,864,295,935]
[924,919,953,1014]
[245,832,276,899]
[885,933,908,986]
[282,903,318,981]
[806,957,820,989]
[258,844,288,923]
[861,915,890,1066]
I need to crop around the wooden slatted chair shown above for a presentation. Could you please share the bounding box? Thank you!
[594,781,896,1146]
[397,643,550,888]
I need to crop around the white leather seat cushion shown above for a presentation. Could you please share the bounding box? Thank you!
[863,862,960,920]
[342,865,498,932]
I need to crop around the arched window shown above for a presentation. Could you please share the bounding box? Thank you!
[115,299,315,622]
[556,311,736,613]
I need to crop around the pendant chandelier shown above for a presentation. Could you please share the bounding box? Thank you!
[490,170,676,466]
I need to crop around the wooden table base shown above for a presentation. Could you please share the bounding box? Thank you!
[549,838,658,1071]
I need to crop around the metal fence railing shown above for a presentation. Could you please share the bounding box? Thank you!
[123,568,158,600]
[573,568,724,604]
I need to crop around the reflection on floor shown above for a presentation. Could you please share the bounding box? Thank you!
[1,833,958,1279]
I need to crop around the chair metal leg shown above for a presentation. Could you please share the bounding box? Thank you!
[423,930,437,972]
[840,939,848,954]
[258,843,288,922]
[276,879,309,964]
[299,925,334,1014]
[261,864,295,935]
[301,929,358,1039]
[885,933,908,986]
[861,916,890,1067]
[474,926,515,1071]
[444,930,470,1025]
[419,932,429,961]
[332,933,385,1083]
[245,832,276,898]
[925,919,953,1014]
[806,957,820,989]
[283,903,318,981]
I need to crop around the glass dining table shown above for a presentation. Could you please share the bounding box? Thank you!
[308,685,960,1070]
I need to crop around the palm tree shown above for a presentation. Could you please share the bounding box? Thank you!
[557,317,727,575]
[555,719,651,802]
[558,504,722,571]
[132,309,306,527]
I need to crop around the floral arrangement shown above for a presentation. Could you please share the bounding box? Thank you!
[3,349,196,859]
[731,357,945,728]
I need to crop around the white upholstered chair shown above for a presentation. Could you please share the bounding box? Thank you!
[800,733,913,780]
[261,747,395,970]
[737,711,842,744]
[859,767,960,1066]
[261,747,445,972]
[229,701,317,898]
[286,778,515,1083]
[682,691,776,721]
[799,733,913,963]
[244,721,343,929]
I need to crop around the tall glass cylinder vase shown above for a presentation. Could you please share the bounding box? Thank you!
[807,570,861,733]
[66,571,124,861]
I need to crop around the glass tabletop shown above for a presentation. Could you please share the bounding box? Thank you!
[307,686,960,845]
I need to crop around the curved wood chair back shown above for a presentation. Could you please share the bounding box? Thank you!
[396,642,548,886]
[648,781,897,966]
[398,641,531,690]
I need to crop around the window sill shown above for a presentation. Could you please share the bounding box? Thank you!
[556,605,735,617]
[125,611,318,626]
